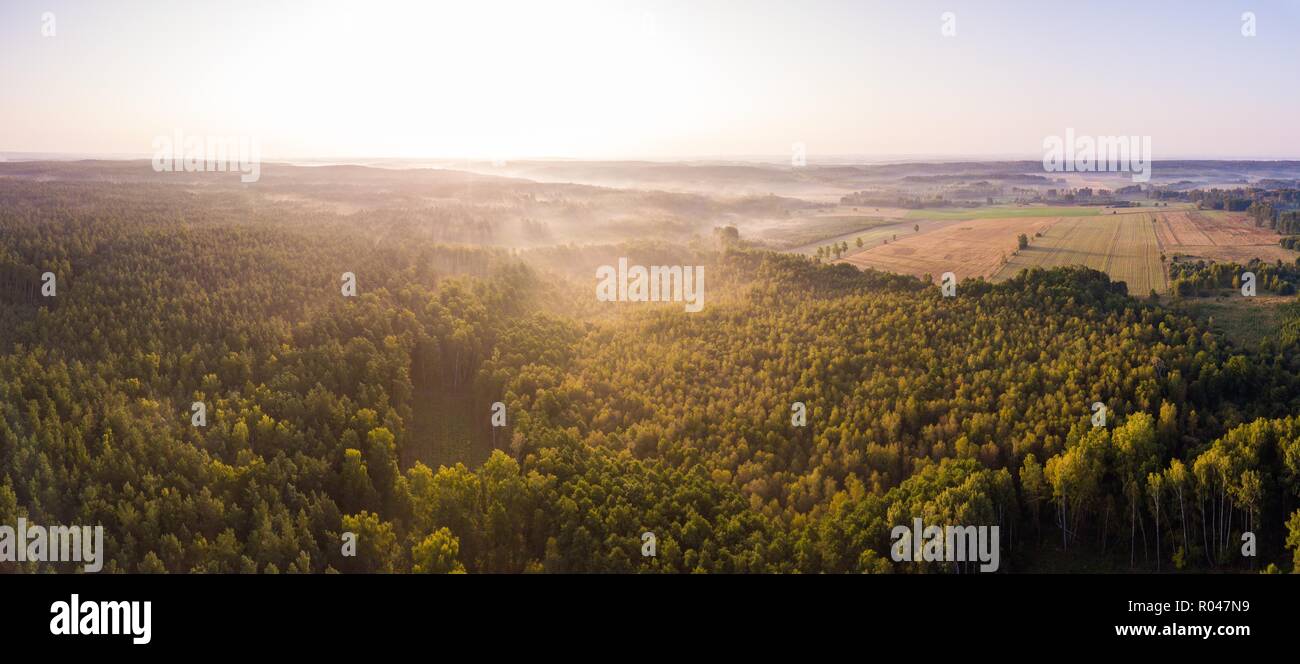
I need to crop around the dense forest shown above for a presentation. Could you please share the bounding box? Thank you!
[1169,258,1300,297]
[4,174,1300,573]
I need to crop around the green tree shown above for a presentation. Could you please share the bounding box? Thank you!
[412,528,466,573]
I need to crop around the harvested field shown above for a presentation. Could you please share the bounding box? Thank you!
[1156,210,1297,264]
[839,216,1059,281]
[826,207,1297,295]
[993,214,1166,294]
[1155,210,1214,246]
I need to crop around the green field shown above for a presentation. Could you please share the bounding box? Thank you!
[993,214,1167,294]
[905,205,1104,221]
[769,215,898,250]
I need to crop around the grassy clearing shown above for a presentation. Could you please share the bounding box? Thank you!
[1177,293,1294,348]
[406,381,492,470]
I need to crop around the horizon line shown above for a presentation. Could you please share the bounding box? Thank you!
[6,150,1300,166]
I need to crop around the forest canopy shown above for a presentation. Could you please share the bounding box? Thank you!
[4,172,1300,573]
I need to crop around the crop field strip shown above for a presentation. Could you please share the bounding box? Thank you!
[993,214,1166,294]
[1155,209,1298,264]
[1133,211,1164,292]
[1156,211,1210,247]
[1122,210,1167,294]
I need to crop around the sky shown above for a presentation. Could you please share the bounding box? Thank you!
[2,0,1299,161]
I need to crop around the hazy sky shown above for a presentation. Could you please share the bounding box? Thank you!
[2,0,1299,160]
